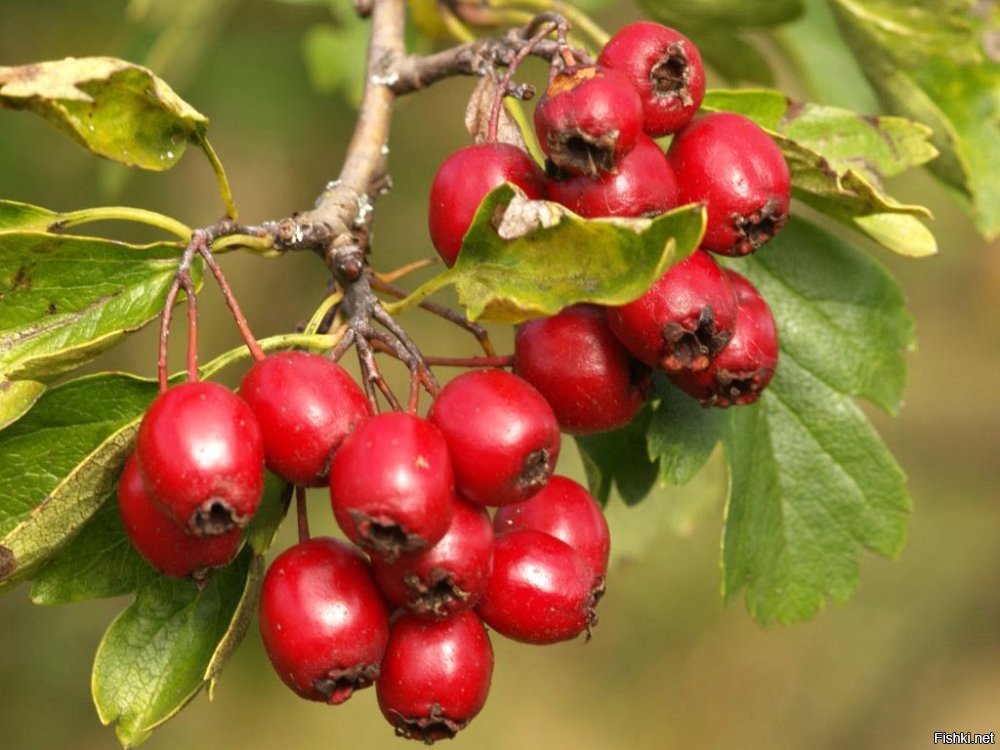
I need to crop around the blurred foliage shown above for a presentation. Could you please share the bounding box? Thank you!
[0,0,998,749]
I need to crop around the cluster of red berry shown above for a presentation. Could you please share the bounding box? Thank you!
[430,21,788,413]
[118,353,607,741]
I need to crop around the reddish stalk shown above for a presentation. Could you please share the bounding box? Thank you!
[198,245,266,362]
[487,18,560,143]
[423,354,514,368]
[295,485,310,543]
[183,274,200,383]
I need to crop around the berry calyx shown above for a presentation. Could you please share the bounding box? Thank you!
[606,249,738,372]
[428,143,545,267]
[533,65,643,178]
[476,528,603,644]
[135,381,265,536]
[667,112,791,256]
[514,304,650,434]
[258,537,390,705]
[428,369,560,506]
[494,475,610,579]
[545,133,680,218]
[118,453,242,581]
[670,270,779,407]
[330,411,454,561]
[371,495,494,620]
[377,610,494,743]
[239,351,372,487]
[597,21,706,136]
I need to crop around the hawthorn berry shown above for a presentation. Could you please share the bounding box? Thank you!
[494,475,610,579]
[330,411,454,560]
[371,495,494,620]
[118,453,242,581]
[597,21,706,136]
[258,537,390,705]
[533,65,643,177]
[545,133,680,218]
[670,269,779,407]
[428,142,545,267]
[135,380,265,536]
[239,351,371,487]
[606,249,738,372]
[428,369,560,506]
[377,610,494,743]
[667,112,791,256]
[476,528,603,644]
[514,304,650,434]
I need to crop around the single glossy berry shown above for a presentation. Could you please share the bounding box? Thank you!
[545,133,679,218]
[240,351,371,487]
[371,496,494,620]
[597,21,706,136]
[606,249,738,372]
[258,537,390,705]
[667,112,791,256]
[377,610,493,743]
[330,411,453,561]
[136,380,264,536]
[428,143,545,267]
[533,65,643,178]
[118,453,242,581]
[476,529,603,644]
[514,304,650,435]
[428,369,560,507]
[494,475,610,579]
[670,270,779,407]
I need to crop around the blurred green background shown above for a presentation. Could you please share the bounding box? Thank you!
[1,1,997,748]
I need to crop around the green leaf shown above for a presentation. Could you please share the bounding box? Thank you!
[0,232,193,382]
[829,0,1000,238]
[638,0,804,28]
[718,217,913,624]
[451,184,706,323]
[0,200,57,231]
[647,376,726,486]
[703,89,938,255]
[92,550,256,747]
[690,29,776,86]
[575,407,658,506]
[722,358,911,625]
[0,374,160,589]
[29,499,156,605]
[245,473,292,556]
[721,217,914,414]
[0,57,208,170]
[0,378,45,431]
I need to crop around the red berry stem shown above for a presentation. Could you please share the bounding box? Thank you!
[295,485,311,543]
[157,235,204,391]
[196,240,266,363]
[422,355,514,369]
[183,273,200,384]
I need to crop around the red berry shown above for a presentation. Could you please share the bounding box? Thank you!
[667,112,791,256]
[671,270,779,407]
[545,133,679,218]
[514,304,649,435]
[377,610,493,743]
[135,381,264,536]
[239,351,371,487]
[258,537,390,705]
[118,453,241,580]
[476,529,603,644]
[494,475,610,579]
[428,369,560,506]
[428,143,544,267]
[606,249,738,372]
[533,65,643,177]
[597,21,706,136]
[330,411,454,560]
[371,496,494,620]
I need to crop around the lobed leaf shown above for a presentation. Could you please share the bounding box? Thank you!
[452,184,705,323]
[0,232,194,383]
[647,376,726,486]
[575,406,658,506]
[703,89,938,255]
[718,217,913,624]
[0,374,160,590]
[0,57,207,170]
[828,0,1000,238]
[92,550,257,747]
